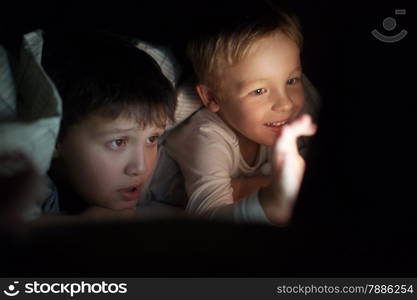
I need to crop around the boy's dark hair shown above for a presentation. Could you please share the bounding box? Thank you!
[42,32,177,141]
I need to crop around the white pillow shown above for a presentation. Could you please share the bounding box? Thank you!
[0,45,17,121]
[135,41,203,131]
[0,30,62,175]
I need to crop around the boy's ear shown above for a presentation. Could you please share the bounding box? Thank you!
[196,84,220,112]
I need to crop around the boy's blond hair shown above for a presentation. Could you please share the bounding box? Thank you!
[187,5,303,91]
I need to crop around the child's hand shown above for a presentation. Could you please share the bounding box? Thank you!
[260,114,317,224]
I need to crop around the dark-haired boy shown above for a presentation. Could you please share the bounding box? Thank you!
[39,34,177,218]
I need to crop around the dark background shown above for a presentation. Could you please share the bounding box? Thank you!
[1,0,415,276]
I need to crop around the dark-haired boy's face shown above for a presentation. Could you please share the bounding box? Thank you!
[56,114,164,210]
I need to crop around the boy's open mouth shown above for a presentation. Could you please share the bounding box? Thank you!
[118,184,143,202]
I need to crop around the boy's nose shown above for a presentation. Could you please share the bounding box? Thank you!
[125,148,147,176]
[271,93,294,113]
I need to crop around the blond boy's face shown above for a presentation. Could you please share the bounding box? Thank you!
[214,32,304,147]
[57,114,164,210]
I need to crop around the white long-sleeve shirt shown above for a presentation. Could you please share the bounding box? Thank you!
[145,108,272,224]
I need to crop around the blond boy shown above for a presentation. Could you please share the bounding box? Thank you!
[153,6,317,225]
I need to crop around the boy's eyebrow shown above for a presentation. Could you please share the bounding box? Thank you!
[237,78,268,89]
[238,66,303,88]
[97,126,166,136]
[96,127,137,135]
[291,66,302,73]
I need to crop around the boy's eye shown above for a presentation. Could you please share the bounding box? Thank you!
[146,135,160,145]
[109,138,127,150]
[249,88,267,96]
[287,77,300,85]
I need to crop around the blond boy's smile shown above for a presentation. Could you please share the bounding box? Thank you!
[264,119,290,136]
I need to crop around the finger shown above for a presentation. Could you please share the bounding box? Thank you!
[286,114,317,138]
[274,114,317,154]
